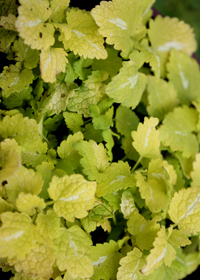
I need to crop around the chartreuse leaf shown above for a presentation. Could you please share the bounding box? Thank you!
[191,153,200,187]
[10,37,39,69]
[147,76,179,120]
[48,174,96,222]
[15,0,55,50]
[0,212,36,263]
[14,234,56,279]
[0,197,13,214]
[73,139,110,181]
[57,131,84,170]
[120,190,136,219]
[15,193,46,216]
[168,229,191,248]
[0,138,21,182]
[5,165,43,205]
[36,210,60,240]
[64,8,107,59]
[40,47,68,83]
[127,211,161,250]
[96,161,136,197]
[141,226,176,275]
[0,114,48,167]
[54,225,93,278]
[50,0,70,23]
[91,0,146,57]
[0,27,17,52]
[132,117,160,160]
[84,123,104,143]
[102,128,115,161]
[135,172,169,213]
[168,186,200,235]
[159,106,199,158]
[115,106,139,138]
[67,70,109,117]
[106,51,147,109]
[148,15,197,76]
[63,111,84,133]
[3,87,32,109]
[0,64,34,98]
[167,50,200,105]
[73,56,93,81]
[117,247,145,280]
[90,104,114,130]
[90,240,123,280]
[38,81,76,117]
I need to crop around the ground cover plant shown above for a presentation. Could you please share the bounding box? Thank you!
[1,0,200,279]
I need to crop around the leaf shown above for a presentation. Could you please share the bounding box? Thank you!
[131,117,160,159]
[168,229,191,248]
[90,104,114,130]
[127,212,161,250]
[140,226,176,275]
[0,197,13,214]
[14,236,55,279]
[147,76,179,120]
[16,193,46,216]
[191,153,200,187]
[90,240,123,280]
[167,50,200,105]
[3,87,32,109]
[106,51,147,109]
[57,131,84,170]
[0,0,18,17]
[0,212,36,263]
[50,0,70,23]
[0,27,17,52]
[0,13,17,31]
[0,138,21,182]
[0,65,34,98]
[54,225,93,278]
[159,106,199,158]
[96,161,136,197]
[64,8,107,59]
[15,0,55,50]
[67,70,109,117]
[48,174,96,222]
[91,0,146,57]
[63,112,84,133]
[73,139,110,181]
[102,128,114,161]
[40,47,68,83]
[115,106,139,138]
[36,210,61,240]
[148,15,197,76]
[0,114,48,167]
[117,247,145,280]
[168,186,200,235]
[6,165,43,205]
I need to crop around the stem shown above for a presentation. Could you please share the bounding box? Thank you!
[45,201,54,206]
[132,156,143,172]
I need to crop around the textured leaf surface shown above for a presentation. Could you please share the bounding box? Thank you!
[0,212,35,262]
[168,186,200,234]
[73,140,110,181]
[127,212,161,250]
[16,193,46,216]
[168,229,191,248]
[191,153,200,187]
[48,174,96,222]
[90,240,122,280]
[141,226,176,275]
[96,161,136,197]
[15,0,54,50]
[117,247,145,280]
[106,53,147,109]
[54,225,93,278]
[64,8,107,59]
[167,50,200,105]
[132,117,160,159]
[50,0,70,22]
[91,0,146,57]
[159,106,199,158]
[36,210,60,240]
[63,112,84,133]
[147,76,179,120]
[40,47,68,83]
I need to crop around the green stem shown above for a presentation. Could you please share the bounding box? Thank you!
[45,200,54,206]
[131,156,143,172]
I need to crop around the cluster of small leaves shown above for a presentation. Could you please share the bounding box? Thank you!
[0,0,200,280]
